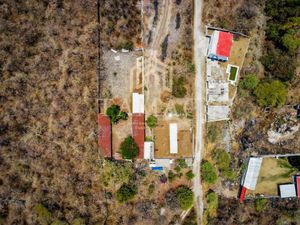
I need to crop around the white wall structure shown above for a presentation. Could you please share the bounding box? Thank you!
[169,123,178,154]
[280,184,296,198]
[132,93,144,113]
[144,141,154,160]
[243,157,263,190]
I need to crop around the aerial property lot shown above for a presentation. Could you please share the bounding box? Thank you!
[205,27,250,122]
[242,156,300,199]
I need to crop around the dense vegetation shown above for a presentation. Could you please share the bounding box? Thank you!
[116,183,137,203]
[106,104,128,124]
[262,0,300,81]
[175,186,194,210]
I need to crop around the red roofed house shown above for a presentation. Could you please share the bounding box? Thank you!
[98,114,112,158]
[132,93,145,159]
[208,30,233,61]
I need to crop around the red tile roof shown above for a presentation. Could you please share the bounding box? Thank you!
[239,186,247,203]
[132,113,145,159]
[98,114,112,158]
[296,176,300,198]
[216,31,233,58]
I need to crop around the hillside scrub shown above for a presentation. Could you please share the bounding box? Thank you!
[116,184,137,203]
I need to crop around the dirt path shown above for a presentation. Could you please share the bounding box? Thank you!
[193,0,208,224]
[150,0,172,56]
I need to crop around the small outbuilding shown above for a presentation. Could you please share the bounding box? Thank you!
[279,184,296,198]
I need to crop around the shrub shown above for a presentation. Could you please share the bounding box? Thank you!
[106,104,128,124]
[118,41,134,50]
[215,149,231,171]
[207,124,220,142]
[51,220,67,225]
[175,186,194,210]
[186,170,195,180]
[172,76,187,98]
[71,218,86,225]
[33,203,52,225]
[177,158,188,168]
[201,161,218,184]
[206,191,218,217]
[239,74,259,90]
[175,104,185,117]
[146,115,158,128]
[116,184,137,203]
[168,170,176,182]
[120,136,139,159]
[255,198,268,212]
[254,80,287,107]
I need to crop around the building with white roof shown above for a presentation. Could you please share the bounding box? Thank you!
[242,157,263,190]
[169,123,178,154]
[132,93,144,113]
[279,184,296,198]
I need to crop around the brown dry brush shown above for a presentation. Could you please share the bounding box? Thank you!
[0,0,105,224]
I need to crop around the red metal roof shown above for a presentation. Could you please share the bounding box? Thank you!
[296,176,300,198]
[216,31,233,58]
[98,114,112,158]
[132,113,145,159]
[239,186,247,203]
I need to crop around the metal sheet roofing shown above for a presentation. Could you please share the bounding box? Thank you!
[169,123,178,154]
[243,157,262,190]
[98,114,112,158]
[144,141,154,160]
[280,184,296,198]
[132,93,144,113]
[132,113,145,159]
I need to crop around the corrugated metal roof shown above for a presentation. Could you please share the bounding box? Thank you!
[169,123,178,154]
[132,113,145,159]
[243,157,262,190]
[280,184,296,198]
[132,93,144,113]
[144,141,154,160]
[98,114,112,158]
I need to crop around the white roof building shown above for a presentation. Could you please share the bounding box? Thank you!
[243,157,263,190]
[132,93,144,113]
[169,123,178,154]
[144,141,154,160]
[279,184,296,198]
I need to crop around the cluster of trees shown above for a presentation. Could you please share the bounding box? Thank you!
[168,159,194,182]
[261,0,299,82]
[165,186,194,210]
[214,149,236,181]
[239,74,287,108]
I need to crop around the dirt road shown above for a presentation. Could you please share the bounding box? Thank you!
[193,0,208,224]
[150,0,172,56]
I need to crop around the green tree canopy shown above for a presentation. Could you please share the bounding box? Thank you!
[116,183,137,203]
[254,80,287,107]
[201,161,218,184]
[120,136,139,159]
[175,186,194,210]
[239,74,259,90]
[186,170,195,180]
[146,115,158,128]
[33,203,52,225]
[106,104,128,124]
